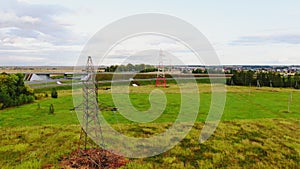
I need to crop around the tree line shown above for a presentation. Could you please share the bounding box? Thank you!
[192,69,225,74]
[0,73,34,109]
[227,70,300,89]
[104,64,157,73]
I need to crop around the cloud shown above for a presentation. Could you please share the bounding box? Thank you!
[0,11,40,25]
[0,0,81,45]
[1,34,52,49]
[0,0,85,65]
[95,34,207,66]
[0,0,86,65]
[230,33,300,46]
[216,42,300,65]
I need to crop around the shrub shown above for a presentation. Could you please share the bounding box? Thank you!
[49,104,54,114]
[37,103,40,110]
[51,88,58,98]
[34,94,44,100]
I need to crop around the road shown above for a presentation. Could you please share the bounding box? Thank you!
[27,77,228,89]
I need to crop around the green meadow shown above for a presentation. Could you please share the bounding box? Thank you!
[0,84,299,168]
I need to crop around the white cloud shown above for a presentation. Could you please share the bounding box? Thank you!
[230,32,300,46]
[0,0,86,65]
[101,34,204,65]
[0,11,40,26]
[1,36,52,49]
[216,43,300,65]
[20,15,40,24]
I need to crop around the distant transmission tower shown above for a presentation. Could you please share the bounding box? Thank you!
[79,56,104,150]
[156,50,166,87]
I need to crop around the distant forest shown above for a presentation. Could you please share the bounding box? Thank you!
[104,64,157,73]
[227,70,300,89]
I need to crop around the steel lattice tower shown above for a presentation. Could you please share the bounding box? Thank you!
[156,50,166,87]
[80,56,104,150]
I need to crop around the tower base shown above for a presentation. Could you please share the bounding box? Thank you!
[156,77,166,87]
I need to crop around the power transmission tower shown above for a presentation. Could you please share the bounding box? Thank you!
[78,56,104,150]
[156,50,166,87]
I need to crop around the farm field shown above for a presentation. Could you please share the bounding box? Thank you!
[0,84,299,168]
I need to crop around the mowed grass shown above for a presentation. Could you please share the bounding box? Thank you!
[0,84,299,168]
[1,84,299,127]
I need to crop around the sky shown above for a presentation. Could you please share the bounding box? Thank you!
[0,0,300,66]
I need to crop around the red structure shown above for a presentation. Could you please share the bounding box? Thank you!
[156,50,166,87]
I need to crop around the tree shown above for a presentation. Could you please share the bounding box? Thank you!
[245,70,255,86]
[192,69,205,74]
[51,88,58,98]
[0,73,34,109]
[140,68,158,73]
[273,74,283,87]
[287,75,292,88]
[105,65,118,72]
[127,64,134,72]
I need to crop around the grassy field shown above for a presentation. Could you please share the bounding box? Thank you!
[0,84,299,168]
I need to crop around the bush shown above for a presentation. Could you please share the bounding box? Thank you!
[34,94,44,100]
[0,73,34,109]
[51,88,58,98]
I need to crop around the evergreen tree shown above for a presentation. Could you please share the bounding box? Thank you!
[51,88,58,98]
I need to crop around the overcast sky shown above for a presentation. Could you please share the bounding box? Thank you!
[0,0,300,66]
